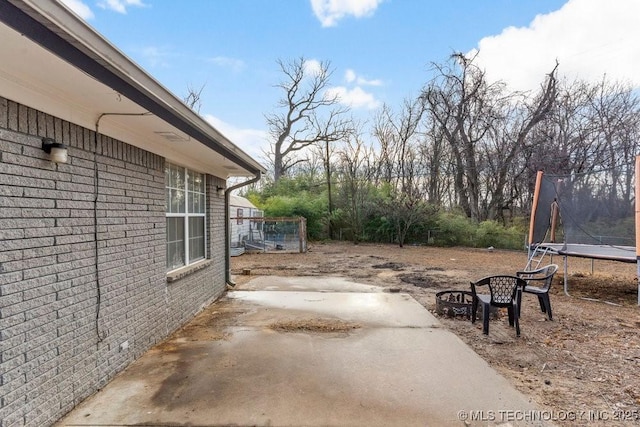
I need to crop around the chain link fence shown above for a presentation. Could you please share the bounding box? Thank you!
[230,216,307,254]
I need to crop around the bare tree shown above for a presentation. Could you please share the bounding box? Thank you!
[422,53,501,221]
[372,100,425,194]
[419,120,449,205]
[266,57,351,182]
[371,105,396,185]
[590,78,640,216]
[423,53,557,221]
[371,99,432,247]
[183,83,206,113]
[316,111,356,238]
[524,77,640,219]
[335,134,375,243]
[483,62,558,220]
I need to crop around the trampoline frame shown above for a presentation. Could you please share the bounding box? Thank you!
[527,157,640,306]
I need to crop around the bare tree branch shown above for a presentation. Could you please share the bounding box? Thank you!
[265,57,351,181]
[183,83,206,113]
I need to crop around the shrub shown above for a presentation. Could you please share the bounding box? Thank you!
[261,194,327,240]
[475,220,524,250]
[432,212,475,246]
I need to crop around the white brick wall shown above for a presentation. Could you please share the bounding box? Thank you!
[0,97,228,426]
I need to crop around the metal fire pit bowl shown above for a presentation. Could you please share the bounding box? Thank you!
[436,290,498,320]
[435,290,474,319]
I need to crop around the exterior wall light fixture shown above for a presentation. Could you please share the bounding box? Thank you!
[41,137,68,163]
[216,186,225,196]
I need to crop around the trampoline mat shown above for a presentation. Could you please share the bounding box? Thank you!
[537,243,637,263]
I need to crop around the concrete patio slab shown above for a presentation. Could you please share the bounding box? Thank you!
[56,276,550,427]
[235,275,383,292]
[228,290,440,328]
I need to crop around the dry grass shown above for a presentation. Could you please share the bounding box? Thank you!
[232,241,640,426]
[269,318,361,333]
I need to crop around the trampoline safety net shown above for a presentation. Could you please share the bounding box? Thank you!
[532,166,635,248]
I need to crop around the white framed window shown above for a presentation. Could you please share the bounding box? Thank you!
[166,163,206,271]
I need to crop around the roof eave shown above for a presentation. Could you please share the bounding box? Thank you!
[1,0,266,176]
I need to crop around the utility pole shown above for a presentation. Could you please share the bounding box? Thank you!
[325,137,334,239]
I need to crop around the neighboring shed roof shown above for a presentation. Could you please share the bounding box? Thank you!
[0,0,266,178]
[230,195,259,210]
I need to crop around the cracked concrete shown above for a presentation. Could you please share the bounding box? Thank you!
[56,276,550,427]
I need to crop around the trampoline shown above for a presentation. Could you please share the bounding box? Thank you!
[527,158,640,305]
[537,243,636,263]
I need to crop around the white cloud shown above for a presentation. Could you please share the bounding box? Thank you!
[335,69,383,109]
[326,86,381,110]
[470,0,640,92]
[60,0,94,20]
[303,59,323,76]
[345,69,357,83]
[204,115,269,162]
[209,56,246,73]
[344,68,382,86]
[97,0,147,14]
[139,46,172,68]
[311,0,383,27]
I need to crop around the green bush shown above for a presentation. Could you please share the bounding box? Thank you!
[429,212,526,249]
[474,220,524,250]
[433,211,475,246]
[260,194,327,240]
[403,206,439,244]
[362,214,395,243]
[249,177,530,248]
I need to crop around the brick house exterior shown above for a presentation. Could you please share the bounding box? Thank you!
[0,2,264,426]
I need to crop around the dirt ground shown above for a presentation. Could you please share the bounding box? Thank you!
[231,242,640,426]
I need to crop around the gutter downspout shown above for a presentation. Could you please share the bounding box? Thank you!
[225,171,261,287]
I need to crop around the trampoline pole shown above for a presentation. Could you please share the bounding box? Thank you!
[563,255,570,297]
[528,171,544,248]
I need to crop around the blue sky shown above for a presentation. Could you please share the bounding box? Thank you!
[62,0,640,163]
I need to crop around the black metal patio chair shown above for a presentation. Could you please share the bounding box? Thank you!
[516,264,558,320]
[470,275,527,337]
